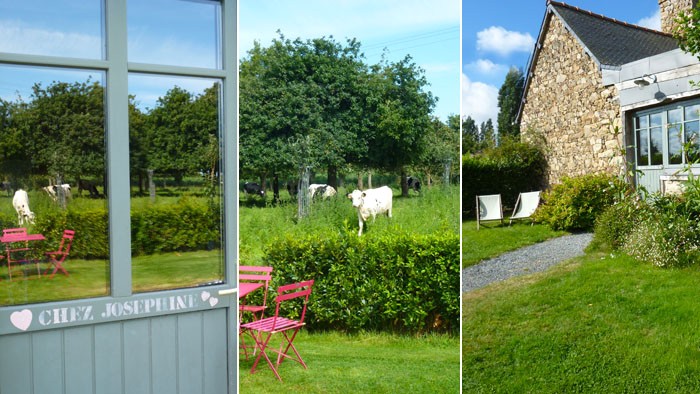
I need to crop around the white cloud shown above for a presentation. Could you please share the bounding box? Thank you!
[0,20,101,59]
[636,9,661,31]
[476,26,534,56]
[461,73,499,129]
[465,59,508,75]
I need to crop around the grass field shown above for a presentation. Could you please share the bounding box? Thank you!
[239,331,460,393]
[463,230,700,392]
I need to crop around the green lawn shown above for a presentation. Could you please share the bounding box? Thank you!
[462,220,565,267]
[463,251,700,392]
[239,331,460,393]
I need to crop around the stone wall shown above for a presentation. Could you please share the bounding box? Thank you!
[520,17,623,186]
[659,0,697,34]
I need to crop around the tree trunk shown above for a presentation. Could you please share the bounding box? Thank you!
[327,166,338,189]
[400,168,408,197]
[272,174,280,203]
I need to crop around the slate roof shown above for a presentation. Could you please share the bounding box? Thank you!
[549,1,678,67]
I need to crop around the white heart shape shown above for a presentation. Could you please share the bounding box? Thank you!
[10,309,32,331]
[209,297,219,307]
[201,291,211,302]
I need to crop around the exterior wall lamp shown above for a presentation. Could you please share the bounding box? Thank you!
[633,74,657,87]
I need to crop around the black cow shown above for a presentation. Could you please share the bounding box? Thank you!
[0,181,11,196]
[407,176,421,193]
[243,182,265,198]
[78,179,101,198]
[286,180,299,198]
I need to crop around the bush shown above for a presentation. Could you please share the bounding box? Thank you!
[591,197,648,252]
[622,209,700,268]
[534,173,626,231]
[262,230,459,334]
[462,138,546,218]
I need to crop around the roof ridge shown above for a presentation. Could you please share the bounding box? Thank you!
[547,0,674,38]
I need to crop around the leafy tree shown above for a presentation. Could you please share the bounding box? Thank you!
[419,116,459,185]
[480,119,496,148]
[367,55,436,196]
[496,67,524,138]
[239,33,369,199]
[462,116,480,154]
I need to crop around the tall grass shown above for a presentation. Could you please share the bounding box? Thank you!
[240,185,459,264]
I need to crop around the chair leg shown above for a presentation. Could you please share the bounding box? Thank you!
[249,331,284,381]
[277,328,306,369]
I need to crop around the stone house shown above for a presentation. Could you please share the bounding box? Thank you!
[518,0,700,193]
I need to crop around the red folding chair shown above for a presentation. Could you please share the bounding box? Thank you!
[240,279,314,382]
[239,265,273,359]
[239,265,273,321]
[3,228,35,280]
[44,229,75,278]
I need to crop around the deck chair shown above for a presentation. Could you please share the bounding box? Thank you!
[240,279,314,382]
[509,191,541,225]
[239,265,273,359]
[476,194,503,230]
[44,229,75,278]
[4,228,36,280]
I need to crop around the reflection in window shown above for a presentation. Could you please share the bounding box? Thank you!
[129,74,223,293]
[127,0,222,69]
[0,0,104,59]
[0,64,109,306]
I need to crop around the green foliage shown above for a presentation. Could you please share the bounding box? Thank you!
[26,199,219,260]
[590,197,648,252]
[534,173,625,231]
[496,67,524,138]
[461,137,546,218]
[674,4,700,60]
[461,115,480,154]
[263,230,459,334]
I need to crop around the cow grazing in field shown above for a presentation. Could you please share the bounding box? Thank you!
[308,184,337,200]
[407,176,421,193]
[243,182,265,198]
[78,179,101,198]
[43,184,72,202]
[346,186,393,236]
[13,189,35,225]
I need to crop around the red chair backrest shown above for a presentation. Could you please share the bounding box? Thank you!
[238,265,273,283]
[3,228,27,238]
[270,280,314,330]
[59,229,75,255]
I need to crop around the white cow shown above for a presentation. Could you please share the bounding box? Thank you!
[13,189,35,225]
[43,184,71,202]
[346,186,393,236]
[308,184,337,199]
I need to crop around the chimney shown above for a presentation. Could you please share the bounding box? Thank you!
[659,0,699,34]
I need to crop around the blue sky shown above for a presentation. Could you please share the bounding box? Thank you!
[462,1,664,130]
[239,0,461,122]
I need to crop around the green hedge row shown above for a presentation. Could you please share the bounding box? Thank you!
[262,230,460,334]
[0,200,220,259]
[462,139,546,219]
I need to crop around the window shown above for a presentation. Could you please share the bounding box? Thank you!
[634,100,700,168]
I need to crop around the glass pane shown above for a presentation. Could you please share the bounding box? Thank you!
[637,129,649,166]
[127,0,221,69]
[685,104,700,121]
[650,112,663,128]
[0,0,104,59]
[650,126,663,165]
[129,74,223,293]
[686,121,700,163]
[668,122,683,165]
[0,64,109,306]
[635,115,648,130]
[668,108,682,125]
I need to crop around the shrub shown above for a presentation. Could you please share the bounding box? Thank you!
[622,210,700,268]
[591,197,648,252]
[262,230,459,334]
[534,173,626,231]
[462,138,546,218]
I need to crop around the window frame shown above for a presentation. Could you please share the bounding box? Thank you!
[0,0,237,331]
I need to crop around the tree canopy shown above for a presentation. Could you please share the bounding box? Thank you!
[496,67,524,138]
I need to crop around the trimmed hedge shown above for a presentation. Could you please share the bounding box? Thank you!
[462,139,546,219]
[262,230,459,334]
[0,199,220,259]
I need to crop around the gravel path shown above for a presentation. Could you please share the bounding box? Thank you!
[462,233,593,292]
